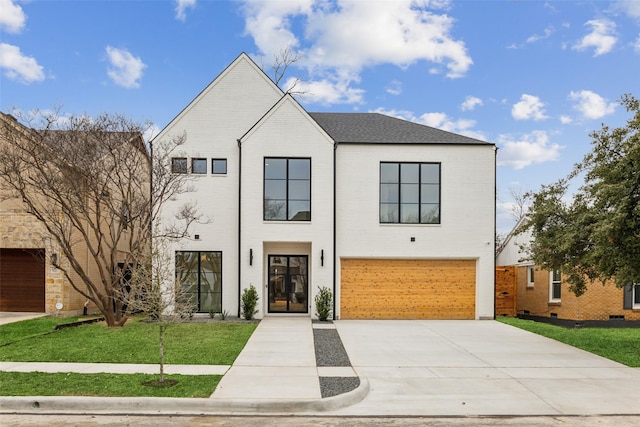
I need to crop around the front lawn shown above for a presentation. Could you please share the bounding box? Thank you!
[0,315,257,365]
[0,372,220,398]
[497,317,640,367]
[0,315,257,397]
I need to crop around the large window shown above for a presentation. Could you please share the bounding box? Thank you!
[550,269,561,302]
[380,162,440,224]
[264,158,311,221]
[634,284,640,309]
[175,251,222,313]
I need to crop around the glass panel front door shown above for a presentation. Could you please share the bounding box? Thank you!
[268,255,308,313]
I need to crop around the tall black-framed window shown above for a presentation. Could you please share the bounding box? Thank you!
[264,157,311,221]
[175,251,222,313]
[380,162,440,224]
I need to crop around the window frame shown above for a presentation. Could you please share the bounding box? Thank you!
[549,269,561,302]
[212,158,227,175]
[263,157,311,222]
[634,283,640,309]
[191,158,207,175]
[171,157,188,174]
[526,265,535,287]
[175,251,222,313]
[379,161,441,225]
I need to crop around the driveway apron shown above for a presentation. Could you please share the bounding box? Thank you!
[329,320,640,416]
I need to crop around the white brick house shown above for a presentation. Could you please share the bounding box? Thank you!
[153,53,496,320]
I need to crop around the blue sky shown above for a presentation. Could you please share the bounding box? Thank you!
[1,0,639,234]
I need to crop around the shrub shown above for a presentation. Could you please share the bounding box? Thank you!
[241,284,259,320]
[315,286,333,321]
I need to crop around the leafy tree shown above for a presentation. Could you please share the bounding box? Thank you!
[0,109,198,326]
[519,94,639,295]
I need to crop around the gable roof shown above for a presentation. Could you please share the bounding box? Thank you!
[309,112,492,145]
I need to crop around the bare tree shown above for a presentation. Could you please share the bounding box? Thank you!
[270,47,306,95]
[0,109,199,327]
[508,186,530,222]
[123,229,196,385]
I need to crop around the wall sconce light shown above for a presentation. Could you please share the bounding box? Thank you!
[50,253,58,265]
[321,249,324,267]
[249,248,253,266]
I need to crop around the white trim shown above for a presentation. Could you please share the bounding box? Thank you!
[633,283,640,309]
[549,269,561,302]
[526,265,535,287]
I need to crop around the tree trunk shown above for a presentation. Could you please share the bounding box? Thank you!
[159,323,165,383]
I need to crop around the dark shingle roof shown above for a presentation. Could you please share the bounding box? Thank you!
[309,112,491,145]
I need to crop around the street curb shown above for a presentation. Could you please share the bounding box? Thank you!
[0,377,369,415]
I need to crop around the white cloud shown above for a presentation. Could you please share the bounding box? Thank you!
[0,0,26,34]
[526,26,555,44]
[511,94,548,121]
[385,80,402,96]
[289,77,365,105]
[240,0,472,105]
[0,43,45,84]
[572,19,617,56]
[559,115,573,124]
[461,96,483,111]
[613,1,640,21]
[569,90,616,119]
[373,107,486,141]
[105,46,146,89]
[497,131,562,170]
[175,0,196,22]
[634,34,640,54]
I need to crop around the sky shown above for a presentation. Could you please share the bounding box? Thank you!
[1,0,639,235]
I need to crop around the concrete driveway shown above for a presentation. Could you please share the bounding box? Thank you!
[330,320,639,416]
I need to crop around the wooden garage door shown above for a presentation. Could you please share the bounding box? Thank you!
[340,259,475,319]
[0,249,45,312]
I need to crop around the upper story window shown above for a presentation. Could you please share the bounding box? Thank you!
[550,269,561,302]
[264,158,311,221]
[380,162,440,224]
[212,159,227,175]
[192,158,207,174]
[171,157,187,174]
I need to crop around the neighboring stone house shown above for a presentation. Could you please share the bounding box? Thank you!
[497,217,640,325]
[0,112,147,316]
[154,53,497,320]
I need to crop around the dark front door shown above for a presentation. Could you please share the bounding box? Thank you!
[268,255,308,313]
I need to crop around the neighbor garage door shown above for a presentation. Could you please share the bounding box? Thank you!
[0,248,45,312]
[340,259,475,319]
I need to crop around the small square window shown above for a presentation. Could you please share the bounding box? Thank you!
[192,158,207,174]
[212,159,227,174]
[171,157,187,174]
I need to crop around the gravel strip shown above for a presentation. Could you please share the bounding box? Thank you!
[313,326,360,398]
[313,329,351,367]
[319,376,361,398]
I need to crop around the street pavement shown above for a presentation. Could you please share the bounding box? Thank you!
[0,316,638,417]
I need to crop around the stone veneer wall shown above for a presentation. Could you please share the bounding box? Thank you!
[0,210,89,315]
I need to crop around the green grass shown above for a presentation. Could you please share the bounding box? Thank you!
[0,315,256,397]
[0,316,80,346]
[0,316,258,365]
[0,371,220,397]
[497,317,640,367]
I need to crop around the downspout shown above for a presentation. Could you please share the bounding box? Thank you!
[332,142,337,320]
[237,138,242,318]
[493,145,498,320]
